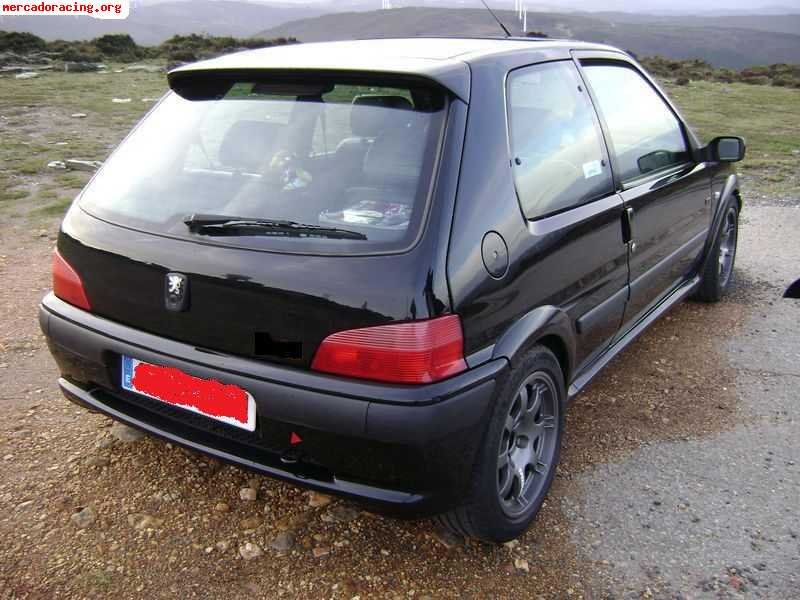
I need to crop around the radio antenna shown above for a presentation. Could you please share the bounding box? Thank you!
[478,0,511,37]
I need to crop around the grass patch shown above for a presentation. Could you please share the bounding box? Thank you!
[56,172,91,188]
[0,188,29,202]
[664,80,800,198]
[31,197,73,217]
[17,157,46,175]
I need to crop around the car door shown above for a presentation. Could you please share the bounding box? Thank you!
[577,57,712,333]
[504,60,629,371]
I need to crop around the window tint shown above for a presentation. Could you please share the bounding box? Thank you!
[508,61,613,220]
[78,80,446,255]
[582,64,689,182]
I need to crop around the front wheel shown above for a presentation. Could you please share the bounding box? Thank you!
[696,200,739,303]
[435,346,565,543]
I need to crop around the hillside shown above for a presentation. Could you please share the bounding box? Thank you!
[256,7,800,68]
[0,0,324,45]
[591,12,800,36]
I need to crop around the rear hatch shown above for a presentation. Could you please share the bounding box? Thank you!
[60,71,451,368]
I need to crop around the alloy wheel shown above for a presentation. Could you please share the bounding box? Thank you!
[497,371,559,517]
[718,206,738,287]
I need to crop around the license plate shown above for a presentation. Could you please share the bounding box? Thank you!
[121,356,256,431]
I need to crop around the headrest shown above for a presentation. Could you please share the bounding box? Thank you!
[218,120,281,172]
[363,114,426,188]
[350,95,413,138]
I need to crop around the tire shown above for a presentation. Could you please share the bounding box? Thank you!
[696,199,739,303]
[435,345,565,543]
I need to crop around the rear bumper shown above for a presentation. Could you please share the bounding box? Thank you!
[40,293,506,515]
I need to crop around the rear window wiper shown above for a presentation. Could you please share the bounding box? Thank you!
[183,214,367,241]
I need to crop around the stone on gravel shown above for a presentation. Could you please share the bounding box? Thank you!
[86,455,110,468]
[308,491,332,508]
[275,511,312,532]
[95,436,115,450]
[125,65,164,73]
[70,506,96,529]
[431,527,464,549]
[64,159,102,172]
[110,423,144,443]
[64,62,102,73]
[213,502,230,513]
[321,504,360,524]
[240,516,261,530]
[268,531,295,552]
[127,513,163,530]
[514,558,530,573]
[239,542,263,561]
[239,487,257,502]
[312,545,331,558]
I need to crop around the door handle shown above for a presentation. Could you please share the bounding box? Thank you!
[622,207,635,244]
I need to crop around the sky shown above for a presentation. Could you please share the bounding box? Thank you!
[139,0,800,10]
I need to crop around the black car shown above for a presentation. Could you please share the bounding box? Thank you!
[39,38,745,542]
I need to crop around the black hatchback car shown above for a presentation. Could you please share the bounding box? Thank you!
[40,38,745,542]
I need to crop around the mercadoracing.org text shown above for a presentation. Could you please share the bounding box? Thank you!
[1,1,129,18]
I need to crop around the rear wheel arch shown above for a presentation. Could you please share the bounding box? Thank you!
[537,334,570,391]
[490,306,575,389]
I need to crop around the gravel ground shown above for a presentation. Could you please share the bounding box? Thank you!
[0,200,797,599]
[563,205,800,598]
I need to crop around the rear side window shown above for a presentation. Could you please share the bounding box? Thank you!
[507,60,613,220]
[79,77,446,255]
[581,63,689,183]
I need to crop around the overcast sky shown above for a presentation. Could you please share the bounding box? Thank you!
[242,0,799,10]
[139,0,800,11]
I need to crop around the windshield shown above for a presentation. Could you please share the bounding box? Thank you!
[79,77,447,254]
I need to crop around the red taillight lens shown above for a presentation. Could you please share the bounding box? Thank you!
[311,315,467,384]
[52,250,91,311]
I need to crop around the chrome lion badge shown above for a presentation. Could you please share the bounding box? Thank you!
[165,272,189,312]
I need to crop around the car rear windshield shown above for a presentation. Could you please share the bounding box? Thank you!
[79,76,448,254]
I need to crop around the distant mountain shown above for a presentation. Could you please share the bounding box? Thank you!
[591,11,800,36]
[0,0,326,44]
[255,7,800,68]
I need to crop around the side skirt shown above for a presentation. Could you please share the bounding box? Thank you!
[567,274,701,401]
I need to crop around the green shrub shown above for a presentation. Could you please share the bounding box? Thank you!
[47,40,103,63]
[92,34,142,61]
[0,31,46,53]
[640,55,799,87]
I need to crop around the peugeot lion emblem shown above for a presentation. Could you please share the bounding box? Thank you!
[165,272,189,312]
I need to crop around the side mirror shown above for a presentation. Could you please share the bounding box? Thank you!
[704,136,746,163]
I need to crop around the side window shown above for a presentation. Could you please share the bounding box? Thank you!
[582,63,689,183]
[508,61,613,220]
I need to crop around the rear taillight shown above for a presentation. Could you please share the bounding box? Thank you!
[311,315,467,384]
[52,250,91,311]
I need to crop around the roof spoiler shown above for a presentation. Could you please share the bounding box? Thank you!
[168,63,470,103]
